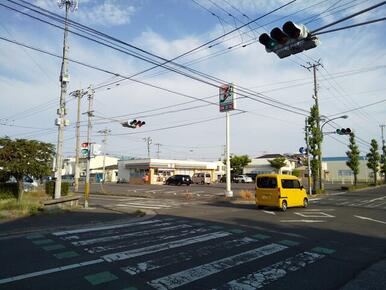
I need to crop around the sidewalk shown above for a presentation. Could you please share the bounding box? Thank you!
[0,206,153,239]
[340,259,386,290]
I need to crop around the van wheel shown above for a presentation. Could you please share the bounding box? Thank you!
[303,198,308,208]
[281,201,287,212]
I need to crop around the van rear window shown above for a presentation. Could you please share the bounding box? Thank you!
[281,179,300,189]
[256,177,277,188]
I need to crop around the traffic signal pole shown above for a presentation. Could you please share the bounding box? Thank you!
[305,117,312,195]
[84,87,94,208]
[312,64,324,192]
[74,89,83,192]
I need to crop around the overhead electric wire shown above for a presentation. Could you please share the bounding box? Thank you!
[328,98,386,117]
[2,0,310,117]
[310,0,386,34]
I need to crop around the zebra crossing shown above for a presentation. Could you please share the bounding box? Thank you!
[312,195,386,209]
[0,217,336,289]
[92,195,209,210]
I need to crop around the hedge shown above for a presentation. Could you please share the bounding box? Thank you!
[0,183,18,199]
[45,181,69,198]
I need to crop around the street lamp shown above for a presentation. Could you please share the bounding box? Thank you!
[319,115,349,191]
[321,115,348,131]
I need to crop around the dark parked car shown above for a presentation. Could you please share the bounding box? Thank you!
[165,175,192,186]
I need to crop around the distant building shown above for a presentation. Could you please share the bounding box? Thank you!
[62,155,119,182]
[324,156,378,183]
[243,154,295,176]
[118,158,219,185]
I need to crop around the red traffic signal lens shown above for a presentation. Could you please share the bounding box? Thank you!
[81,142,89,148]
[282,21,301,38]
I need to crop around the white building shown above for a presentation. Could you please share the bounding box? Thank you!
[324,156,380,183]
[62,155,119,182]
[118,158,220,185]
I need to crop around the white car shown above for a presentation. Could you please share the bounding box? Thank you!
[233,175,253,183]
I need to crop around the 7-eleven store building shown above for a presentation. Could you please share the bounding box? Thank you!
[117,158,220,185]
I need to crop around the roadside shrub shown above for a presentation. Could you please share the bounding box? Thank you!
[292,169,301,177]
[239,190,254,200]
[0,183,18,199]
[45,181,69,198]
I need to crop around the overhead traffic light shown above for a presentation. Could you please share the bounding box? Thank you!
[259,21,320,58]
[336,128,352,135]
[81,142,90,157]
[121,119,146,128]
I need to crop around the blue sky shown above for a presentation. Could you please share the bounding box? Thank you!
[0,0,385,161]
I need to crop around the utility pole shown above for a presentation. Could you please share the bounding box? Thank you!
[97,128,111,183]
[303,61,323,192]
[73,89,84,192]
[380,124,385,150]
[54,0,77,199]
[155,143,161,159]
[144,137,152,158]
[84,86,94,208]
[305,117,312,195]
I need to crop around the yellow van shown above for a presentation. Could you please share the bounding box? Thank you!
[255,174,308,211]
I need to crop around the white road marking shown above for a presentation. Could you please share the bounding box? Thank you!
[72,224,191,246]
[122,237,256,276]
[0,259,104,285]
[52,219,161,236]
[295,212,335,218]
[354,215,386,225]
[102,231,231,262]
[148,243,287,290]
[280,219,326,223]
[116,202,173,208]
[304,209,335,211]
[215,251,324,289]
[262,210,276,215]
[328,191,347,196]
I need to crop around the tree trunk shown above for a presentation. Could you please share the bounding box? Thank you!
[354,174,357,186]
[373,170,377,186]
[16,178,24,202]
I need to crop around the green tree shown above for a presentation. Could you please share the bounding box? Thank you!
[228,155,251,175]
[346,133,360,186]
[0,137,54,201]
[307,105,322,193]
[366,139,380,185]
[380,142,386,184]
[268,157,287,173]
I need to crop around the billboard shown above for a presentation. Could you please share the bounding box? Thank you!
[219,83,236,112]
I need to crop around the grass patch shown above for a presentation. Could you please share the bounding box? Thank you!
[238,190,255,200]
[0,191,49,219]
[344,184,376,192]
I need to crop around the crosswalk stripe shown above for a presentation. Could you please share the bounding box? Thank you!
[148,243,287,290]
[53,219,162,236]
[215,251,324,289]
[121,237,257,276]
[102,231,231,262]
[86,227,211,254]
[115,204,174,209]
[72,224,191,246]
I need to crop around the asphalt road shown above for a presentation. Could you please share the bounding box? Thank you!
[0,186,385,289]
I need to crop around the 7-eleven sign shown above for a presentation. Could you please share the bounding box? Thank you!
[219,83,236,112]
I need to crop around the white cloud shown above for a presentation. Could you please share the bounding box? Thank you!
[34,0,136,26]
